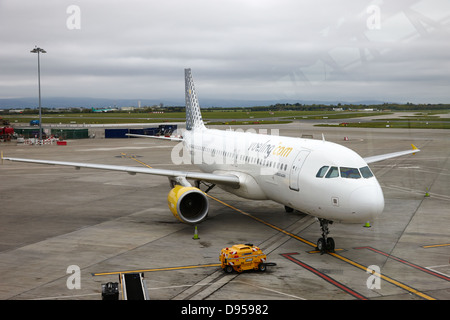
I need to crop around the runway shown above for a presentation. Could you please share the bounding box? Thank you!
[0,122,449,301]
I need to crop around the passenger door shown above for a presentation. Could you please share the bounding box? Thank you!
[289,150,310,191]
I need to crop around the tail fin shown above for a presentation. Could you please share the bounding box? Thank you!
[185,68,205,131]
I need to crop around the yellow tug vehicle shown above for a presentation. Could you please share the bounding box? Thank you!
[220,244,273,273]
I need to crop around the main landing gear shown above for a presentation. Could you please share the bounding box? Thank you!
[316,218,335,254]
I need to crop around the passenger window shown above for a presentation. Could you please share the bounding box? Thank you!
[360,166,374,178]
[325,166,339,178]
[316,166,329,178]
[340,167,361,179]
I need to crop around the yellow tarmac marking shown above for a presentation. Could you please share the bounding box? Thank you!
[329,253,435,300]
[93,264,221,277]
[205,194,317,248]
[121,152,153,168]
[121,155,436,300]
[207,196,436,300]
[422,243,450,249]
[224,203,436,298]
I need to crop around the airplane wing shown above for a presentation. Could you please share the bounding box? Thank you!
[1,155,240,187]
[363,144,420,164]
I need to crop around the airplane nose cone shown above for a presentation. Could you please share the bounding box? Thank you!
[350,185,384,220]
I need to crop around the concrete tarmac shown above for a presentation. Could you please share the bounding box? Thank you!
[0,122,449,301]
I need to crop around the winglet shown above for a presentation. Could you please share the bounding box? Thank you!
[1,151,3,165]
[411,144,419,154]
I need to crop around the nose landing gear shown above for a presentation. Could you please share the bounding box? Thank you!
[316,219,335,254]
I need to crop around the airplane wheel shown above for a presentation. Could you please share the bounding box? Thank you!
[317,238,325,252]
[326,238,335,252]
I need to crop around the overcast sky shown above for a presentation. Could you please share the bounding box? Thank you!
[1,0,449,105]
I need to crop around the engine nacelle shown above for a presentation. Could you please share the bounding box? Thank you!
[167,185,209,224]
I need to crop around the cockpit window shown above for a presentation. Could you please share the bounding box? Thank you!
[360,166,374,178]
[318,166,374,179]
[316,166,329,178]
[325,166,339,178]
[340,167,361,179]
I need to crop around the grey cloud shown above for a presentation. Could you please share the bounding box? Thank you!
[0,0,449,104]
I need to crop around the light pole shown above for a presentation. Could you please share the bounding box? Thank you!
[30,46,46,143]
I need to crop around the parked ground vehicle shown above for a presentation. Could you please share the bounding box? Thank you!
[220,244,273,273]
[0,126,14,141]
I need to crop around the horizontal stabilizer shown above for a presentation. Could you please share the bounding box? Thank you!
[125,133,183,142]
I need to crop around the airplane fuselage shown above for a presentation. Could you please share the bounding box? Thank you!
[184,127,384,224]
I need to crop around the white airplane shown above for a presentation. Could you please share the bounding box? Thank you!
[2,69,420,252]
